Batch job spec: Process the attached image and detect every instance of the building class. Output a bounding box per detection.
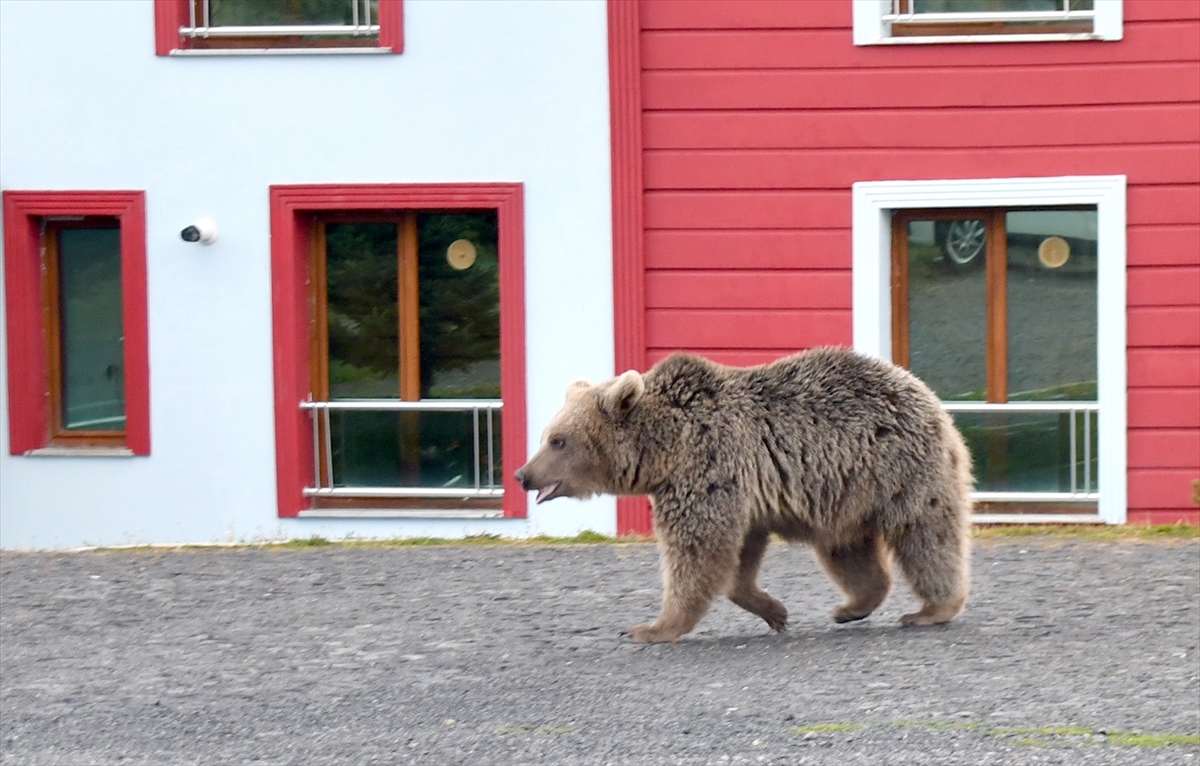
[2,0,1197,548]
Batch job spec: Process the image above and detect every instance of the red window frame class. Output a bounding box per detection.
[2,191,151,455]
[269,184,527,519]
[154,0,404,56]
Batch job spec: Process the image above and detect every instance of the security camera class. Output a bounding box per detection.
[181,217,219,245]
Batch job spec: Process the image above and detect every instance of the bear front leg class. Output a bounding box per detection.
[625,534,740,644]
[726,527,788,632]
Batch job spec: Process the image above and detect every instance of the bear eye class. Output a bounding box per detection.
[549,436,566,451]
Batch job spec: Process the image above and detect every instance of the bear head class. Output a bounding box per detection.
[515,370,645,504]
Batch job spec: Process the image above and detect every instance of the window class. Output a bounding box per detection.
[893,207,1099,513]
[2,192,150,456]
[270,184,526,519]
[310,213,501,507]
[853,0,1122,44]
[154,0,404,55]
[852,176,1127,524]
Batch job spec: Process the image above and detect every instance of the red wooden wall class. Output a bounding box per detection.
[610,0,1199,530]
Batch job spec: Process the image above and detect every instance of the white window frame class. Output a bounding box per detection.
[851,175,1127,524]
[852,0,1123,45]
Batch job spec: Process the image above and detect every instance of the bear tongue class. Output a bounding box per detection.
[535,481,561,504]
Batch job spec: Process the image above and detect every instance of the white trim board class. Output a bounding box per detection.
[851,175,1128,524]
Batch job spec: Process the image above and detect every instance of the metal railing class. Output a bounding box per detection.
[886,0,1095,26]
[181,0,377,38]
[941,401,1099,503]
[301,399,502,500]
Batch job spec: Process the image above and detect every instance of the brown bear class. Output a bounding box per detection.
[515,347,974,644]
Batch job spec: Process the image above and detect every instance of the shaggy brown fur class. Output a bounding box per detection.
[515,347,974,644]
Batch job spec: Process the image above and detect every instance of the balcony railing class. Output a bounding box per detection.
[181,0,378,38]
[301,399,502,500]
[886,0,1095,26]
[941,400,1099,504]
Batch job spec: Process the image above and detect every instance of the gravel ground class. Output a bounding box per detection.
[2,538,1198,766]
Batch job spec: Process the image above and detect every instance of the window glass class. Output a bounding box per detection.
[325,222,399,400]
[905,219,988,400]
[208,0,377,27]
[911,0,1092,12]
[895,206,1100,507]
[321,213,500,492]
[891,0,1096,37]
[329,409,501,490]
[418,212,501,400]
[952,410,1098,494]
[1005,209,1097,401]
[57,227,125,431]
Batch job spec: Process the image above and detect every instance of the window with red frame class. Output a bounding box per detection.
[269,184,527,519]
[2,192,150,455]
[155,0,404,55]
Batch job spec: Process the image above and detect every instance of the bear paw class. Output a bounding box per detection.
[899,610,953,627]
[761,605,788,632]
[622,623,682,644]
[832,605,873,624]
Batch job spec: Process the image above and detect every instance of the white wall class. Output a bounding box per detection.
[0,0,616,548]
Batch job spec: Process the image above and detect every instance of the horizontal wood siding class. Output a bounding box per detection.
[634,0,1200,519]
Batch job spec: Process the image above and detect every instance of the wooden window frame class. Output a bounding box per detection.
[43,218,127,448]
[892,208,1009,403]
[3,191,151,456]
[892,204,1100,514]
[154,0,404,55]
[891,205,1094,404]
[270,184,526,519]
[307,213,421,406]
[308,213,502,511]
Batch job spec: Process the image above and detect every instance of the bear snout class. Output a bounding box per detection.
[514,466,531,491]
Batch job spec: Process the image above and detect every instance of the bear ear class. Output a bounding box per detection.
[565,379,591,401]
[602,370,645,421]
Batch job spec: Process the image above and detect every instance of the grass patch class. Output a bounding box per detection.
[40,523,1196,555]
[1104,732,1200,748]
[990,726,1199,749]
[974,523,1198,542]
[281,535,333,548]
[991,725,1094,737]
[894,720,979,731]
[790,723,865,735]
[891,722,1199,749]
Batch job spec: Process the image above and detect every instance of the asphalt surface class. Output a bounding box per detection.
[2,537,1198,765]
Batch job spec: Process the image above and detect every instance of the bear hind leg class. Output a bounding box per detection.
[887,507,970,627]
[814,535,893,623]
[726,528,788,632]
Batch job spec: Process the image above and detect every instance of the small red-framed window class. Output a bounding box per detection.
[269,184,527,519]
[2,191,151,455]
[154,0,404,56]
